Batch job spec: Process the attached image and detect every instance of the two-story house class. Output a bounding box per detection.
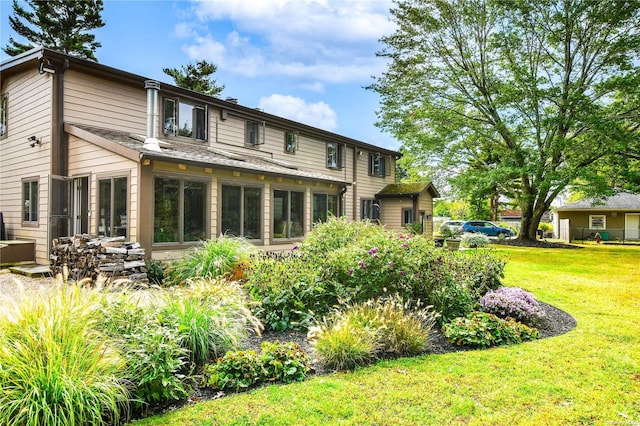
[0,47,438,265]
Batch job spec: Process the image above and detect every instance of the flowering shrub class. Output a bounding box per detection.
[245,217,506,330]
[442,311,540,348]
[479,286,545,325]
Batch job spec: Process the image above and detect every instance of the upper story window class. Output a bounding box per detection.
[22,178,38,224]
[369,153,390,177]
[285,131,298,153]
[246,120,264,146]
[0,94,7,138]
[327,142,345,169]
[163,98,206,141]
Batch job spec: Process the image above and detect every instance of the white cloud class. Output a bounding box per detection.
[300,81,325,93]
[258,94,337,131]
[181,34,228,66]
[178,0,394,86]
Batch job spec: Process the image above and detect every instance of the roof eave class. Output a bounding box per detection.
[139,152,350,186]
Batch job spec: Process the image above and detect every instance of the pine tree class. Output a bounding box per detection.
[163,61,225,97]
[3,0,105,61]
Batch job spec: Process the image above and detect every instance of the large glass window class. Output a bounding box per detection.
[313,193,339,223]
[98,177,128,237]
[0,94,7,138]
[221,185,262,239]
[163,98,206,141]
[273,190,304,239]
[154,177,207,243]
[184,181,206,241]
[22,179,38,223]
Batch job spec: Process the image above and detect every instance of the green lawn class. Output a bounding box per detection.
[131,245,640,425]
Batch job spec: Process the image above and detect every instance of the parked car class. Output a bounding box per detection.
[461,221,514,238]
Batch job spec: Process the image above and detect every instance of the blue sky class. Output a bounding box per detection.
[0,0,399,150]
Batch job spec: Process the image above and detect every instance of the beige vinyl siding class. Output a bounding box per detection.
[214,114,246,147]
[67,136,139,241]
[380,198,414,231]
[0,70,52,263]
[353,151,395,220]
[64,70,146,134]
[418,193,434,236]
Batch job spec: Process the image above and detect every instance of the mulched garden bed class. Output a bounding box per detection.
[148,301,577,418]
[492,239,583,249]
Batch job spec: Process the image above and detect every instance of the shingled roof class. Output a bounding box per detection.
[66,123,351,186]
[556,192,640,211]
[375,182,440,199]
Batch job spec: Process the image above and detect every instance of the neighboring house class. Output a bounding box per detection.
[554,192,640,242]
[499,209,522,232]
[499,209,551,234]
[0,47,437,265]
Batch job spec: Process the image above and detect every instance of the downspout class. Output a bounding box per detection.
[45,56,69,259]
[339,186,348,217]
[352,146,358,220]
[47,57,69,176]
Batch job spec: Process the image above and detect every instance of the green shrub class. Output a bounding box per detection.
[145,259,166,286]
[309,297,437,370]
[246,220,506,331]
[461,232,490,248]
[97,293,190,409]
[298,216,377,256]
[442,311,540,348]
[124,321,190,407]
[260,341,311,383]
[160,279,263,366]
[165,236,256,285]
[245,254,326,331]
[205,341,311,391]
[0,284,130,426]
[205,350,265,391]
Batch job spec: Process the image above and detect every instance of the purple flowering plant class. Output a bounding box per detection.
[479,286,545,325]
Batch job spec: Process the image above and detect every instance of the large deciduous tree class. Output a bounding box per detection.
[3,0,105,61]
[370,0,640,239]
[163,61,225,97]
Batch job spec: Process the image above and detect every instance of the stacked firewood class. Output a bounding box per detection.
[50,235,148,283]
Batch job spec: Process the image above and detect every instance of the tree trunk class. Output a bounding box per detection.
[518,199,550,240]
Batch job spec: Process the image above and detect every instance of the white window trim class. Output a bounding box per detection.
[589,214,606,230]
